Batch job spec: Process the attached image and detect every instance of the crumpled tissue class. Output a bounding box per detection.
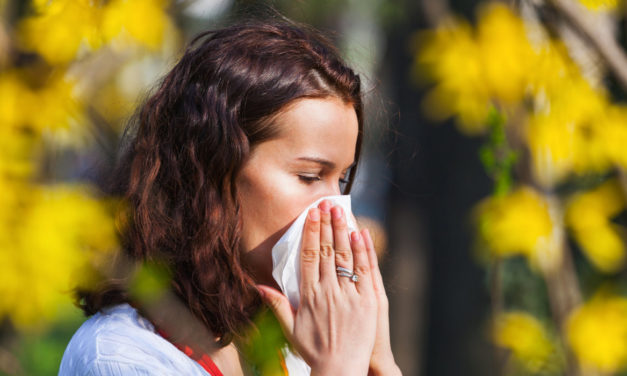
[271,195,358,375]
[271,194,358,308]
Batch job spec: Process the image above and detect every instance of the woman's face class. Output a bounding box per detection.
[236,97,359,287]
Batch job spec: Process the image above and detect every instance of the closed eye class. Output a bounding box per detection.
[298,175,321,184]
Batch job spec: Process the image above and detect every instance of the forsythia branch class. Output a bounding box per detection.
[547,0,627,90]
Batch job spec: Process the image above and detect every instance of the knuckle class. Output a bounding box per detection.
[268,296,282,311]
[306,220,319,234]
[301,247,318,263]
[351,242,365,254]
[335,249,352,264]
[333,216,347,229]
[354,264,370,277]
[320,243,334,257]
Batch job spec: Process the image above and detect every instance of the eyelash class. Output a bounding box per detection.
[298,175,321,183]
[297,175,350,185]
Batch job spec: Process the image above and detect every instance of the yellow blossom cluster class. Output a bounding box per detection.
[418,2,627,373]
[0,70,83,135]
[477,178,627,276]
[567,293,627,373]
[19,0,173,64]
[0,0,180,329]
[417,3,627,187]
[476,187,561,271]
[493,312,558,373]
[416,3,536,134]
[566,180,626,273]
[0,185,118,328]
[526,76,627,187]
[578,0,620,11]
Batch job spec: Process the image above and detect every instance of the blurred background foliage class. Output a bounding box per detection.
[4,0,627,375]
[416,0,627,375]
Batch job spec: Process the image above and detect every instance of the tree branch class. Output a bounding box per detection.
[547,0,627,91]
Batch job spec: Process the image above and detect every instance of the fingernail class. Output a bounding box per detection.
[331,206,343,219]
[309,208,320,221]
[351,231,361,242]
[319,200,331,213]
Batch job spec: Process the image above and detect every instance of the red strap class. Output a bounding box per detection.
[156,329,224,376]
[181,344,224,376]
[156,328,290,376]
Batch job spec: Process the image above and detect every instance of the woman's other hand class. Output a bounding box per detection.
[257,200,378,376]
[362,229,402,376]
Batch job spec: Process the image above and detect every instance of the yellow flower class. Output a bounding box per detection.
[565,179,625,273]
[102,0,171,50]
[0,185,118,328]
[19,0,102,64]
[567,293,627,372]
[30,73,84,135]
[529,42,579,98]
[0,127,35,182]
[578,0,619,11]
[0,69,86,146]
[527,77,610,187]
[0,71,35,128]
[416,19,491,134]
[493,312,557,373]
[476,3,535,104]
[476,187,561,271]
[416,4,542,133]
[600,105,627,169]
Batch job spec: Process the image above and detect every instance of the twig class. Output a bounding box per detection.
[547,0,627,91]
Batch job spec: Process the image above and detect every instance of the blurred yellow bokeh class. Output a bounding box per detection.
[578,0,620,11]
[0,185,118,328]
[19,0,172,63]
[493,312,558,373]
[566,179,626,273]
[0,0,178,331]
[567,293,627,372]
[476,187,561,272]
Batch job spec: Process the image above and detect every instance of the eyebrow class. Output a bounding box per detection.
[296,157,356,171]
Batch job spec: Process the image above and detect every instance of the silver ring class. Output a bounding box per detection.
[336,266,352,274]
[336,266,359,282]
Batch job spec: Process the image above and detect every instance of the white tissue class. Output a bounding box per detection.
[271,195,358,309]
[271,195,358,376]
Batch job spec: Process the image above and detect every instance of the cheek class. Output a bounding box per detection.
[238,169,312,248]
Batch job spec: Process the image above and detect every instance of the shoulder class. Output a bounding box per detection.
[58,303,209,376]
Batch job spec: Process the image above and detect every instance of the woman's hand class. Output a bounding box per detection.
[256,201,378,376]
[362,229,402,376]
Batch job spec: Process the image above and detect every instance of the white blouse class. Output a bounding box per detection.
[58,303,210,376]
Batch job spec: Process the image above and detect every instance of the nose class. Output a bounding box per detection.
[326,180,342,197]
[313,180,343,203]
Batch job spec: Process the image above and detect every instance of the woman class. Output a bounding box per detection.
[60,19,401,376]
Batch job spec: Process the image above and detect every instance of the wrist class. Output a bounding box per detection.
[369,358,402,376]
[311,358,369,376]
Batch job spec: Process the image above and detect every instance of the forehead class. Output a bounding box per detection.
[267,97,359,161]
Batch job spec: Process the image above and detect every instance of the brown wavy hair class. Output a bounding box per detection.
[78,20,363,347]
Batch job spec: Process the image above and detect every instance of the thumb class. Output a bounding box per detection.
[256,285,295,339]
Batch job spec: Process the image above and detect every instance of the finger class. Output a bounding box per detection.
[350,231,373,294]
[318,200,337,286]
[257,285,295,341]
[300,208,320,292]
[363,228,385,296]
[331,206,353,285]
